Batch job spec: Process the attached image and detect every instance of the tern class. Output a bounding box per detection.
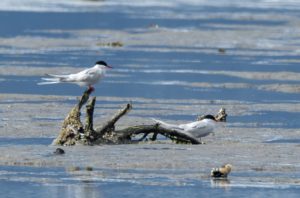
[152,115,218,140]
[38,60,112,91]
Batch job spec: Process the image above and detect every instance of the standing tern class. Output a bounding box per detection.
[152,115,218,140]
[38,60,112,91]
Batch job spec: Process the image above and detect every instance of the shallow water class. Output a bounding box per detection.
[1,165,300,198]
[1,0,300,197]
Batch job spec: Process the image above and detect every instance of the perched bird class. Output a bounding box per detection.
[38,60,112,91]
[152,115,218,140]
[211,164,232,178]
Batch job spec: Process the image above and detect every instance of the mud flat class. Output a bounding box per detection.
[0,93,300,197]
[1,0,300,197]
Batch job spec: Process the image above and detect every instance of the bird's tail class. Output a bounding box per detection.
[45,74,69,79]
[37,81,60,85]
[37,74,63,85]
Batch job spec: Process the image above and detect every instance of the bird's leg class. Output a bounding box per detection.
[87,85,95,92]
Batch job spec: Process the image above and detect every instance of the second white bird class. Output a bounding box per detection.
[152,115,218,139]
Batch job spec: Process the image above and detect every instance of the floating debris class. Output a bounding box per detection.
[96,41,123,47]
[67,166,81,172]
[211,164,232,178]
[218,48,226,54]
[54,148,65,155]
[85,166,93,171]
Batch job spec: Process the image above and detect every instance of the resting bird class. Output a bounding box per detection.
[211,164,232,178]
[152,115,218,140]
[38,60,112,91]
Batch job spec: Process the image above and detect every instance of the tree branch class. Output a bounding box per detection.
[115,124,202,144]
[95,103,132,135]
[85,97,96,136]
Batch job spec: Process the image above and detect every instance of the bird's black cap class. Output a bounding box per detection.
[95,60,108,66]
[95,60,112,68]
[200,114,216,121]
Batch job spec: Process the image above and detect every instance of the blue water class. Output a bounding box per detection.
[1,166,300,198]
[1,1,300,197]
[0,138,53,146]
[2,180,299,198]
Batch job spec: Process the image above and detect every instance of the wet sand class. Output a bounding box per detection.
[0,0,300,197]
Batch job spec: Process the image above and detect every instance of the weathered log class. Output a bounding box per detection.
[84,97,96,137]
[52,89,93,146]
[95,103,132,136]
[114,125,202,144]
[215,108,227,122]
[52,89,227,146]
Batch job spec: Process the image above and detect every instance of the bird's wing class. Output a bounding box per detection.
[179,121,207,130]
[183,120,215,130]
[179,120,215,138]
[70,67,99,82]
[152,118,184,131]
[45,73,70,79]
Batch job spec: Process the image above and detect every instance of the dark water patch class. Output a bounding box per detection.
[177,5,300,15]
[0,51,102,68]
[195,18,286,27]
[229,111,300,129]
[108,47,300,73]
[0,11,131,37]
[0,9,287,38]
[0,138,53,146]
[24,31,72,39]
[2,45,300,75]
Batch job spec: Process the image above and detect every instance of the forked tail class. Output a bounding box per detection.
[37,73,70,85]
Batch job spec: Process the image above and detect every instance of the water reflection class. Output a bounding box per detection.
[47,183,102,198]
[210,178,231,190]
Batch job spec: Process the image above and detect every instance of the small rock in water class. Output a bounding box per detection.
[54,148,65,155]
[211,164,232,178]
[218,48,226,54]
[85,166,93,171]
[67,166,81,172]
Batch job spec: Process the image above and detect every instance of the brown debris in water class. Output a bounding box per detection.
[96,41,123,47]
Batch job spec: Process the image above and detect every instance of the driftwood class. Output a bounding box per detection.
[52,90,227,146]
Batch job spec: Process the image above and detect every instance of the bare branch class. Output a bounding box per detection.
[95,103,132,135]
